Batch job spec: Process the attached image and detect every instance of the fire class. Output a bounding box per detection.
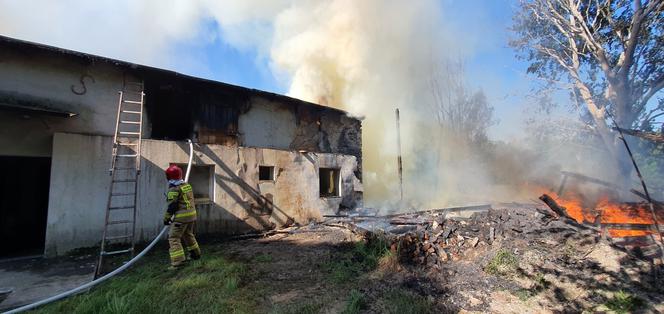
[545,190,664,239]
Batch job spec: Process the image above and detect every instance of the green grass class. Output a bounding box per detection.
[384,289,433,314]
[342,289,365,314]
[605,290,644,314]
[25,237,407,314]
[323,236,391,283]
[30,252,258,314]
[484,249,518,276]
[254,253,273,263]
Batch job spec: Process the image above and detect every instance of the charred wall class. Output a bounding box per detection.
[143,77,362,165]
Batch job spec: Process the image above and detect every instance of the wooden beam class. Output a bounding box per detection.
[613,127,664,143]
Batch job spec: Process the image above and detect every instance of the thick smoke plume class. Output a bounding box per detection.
[0,1,626,210]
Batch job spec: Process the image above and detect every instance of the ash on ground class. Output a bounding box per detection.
[322,204,664,313]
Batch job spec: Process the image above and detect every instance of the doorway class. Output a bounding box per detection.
[0,156,51,258]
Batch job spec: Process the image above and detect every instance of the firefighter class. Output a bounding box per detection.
[163,164,201,268]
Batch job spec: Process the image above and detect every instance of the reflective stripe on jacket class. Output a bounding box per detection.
[165,183,197,223]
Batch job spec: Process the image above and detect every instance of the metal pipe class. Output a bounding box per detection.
[184,139,193,183]
[3,226,168,314]
[395,109,403,201]
[608,114,664,257]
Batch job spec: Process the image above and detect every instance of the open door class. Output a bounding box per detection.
[0,156,50,258]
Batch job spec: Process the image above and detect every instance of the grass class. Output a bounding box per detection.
[30,251,258,314]
[384,289,433,314]
[484,249,518,276]
[254,253,273,263]
[323,236,391,283]
[604,290,644,314]
[269,300,326,314]
[342,289,366,314]
[26,236,404,314]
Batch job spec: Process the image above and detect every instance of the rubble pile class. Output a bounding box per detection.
[385,206,548,268]
[330,200,662,271]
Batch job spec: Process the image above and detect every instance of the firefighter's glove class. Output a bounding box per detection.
[163,214,173,226]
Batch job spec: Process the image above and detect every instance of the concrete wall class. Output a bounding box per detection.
[239,96,363,166]
[1,41,364,256]
[0,45,362,161]
[45,133,362,256]
[238,98,297,150]
[0,46,136,157]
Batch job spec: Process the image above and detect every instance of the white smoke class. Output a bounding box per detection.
[1,1,555,209]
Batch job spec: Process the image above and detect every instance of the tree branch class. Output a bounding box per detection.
[640,74,664,106]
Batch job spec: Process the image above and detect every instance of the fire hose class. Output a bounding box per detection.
[3,140,195,314]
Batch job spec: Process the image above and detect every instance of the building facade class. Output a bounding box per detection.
[0,36,363,257]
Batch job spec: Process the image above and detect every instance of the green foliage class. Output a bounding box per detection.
[605,290,644,314]
[323,237,391,283]
[511,0,664,131]
[633,138,664,198]
[484,249,518,276]
[384,289,433,314]
[342,289,366,314]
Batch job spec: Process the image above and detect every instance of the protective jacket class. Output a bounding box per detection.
[164,181,197,223]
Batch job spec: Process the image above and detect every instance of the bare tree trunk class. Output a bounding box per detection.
[575,82,633,187]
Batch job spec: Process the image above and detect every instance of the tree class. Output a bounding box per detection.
[429,60,495,148]
[426,60,496,194]
[511,0,664,180]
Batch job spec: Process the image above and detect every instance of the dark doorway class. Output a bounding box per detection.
[0,156,50,257]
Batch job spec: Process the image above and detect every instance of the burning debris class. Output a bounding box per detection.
[330,198,663,271]
[325,201,664,311]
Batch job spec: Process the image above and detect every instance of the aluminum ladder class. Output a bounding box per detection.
[95,81,145,278]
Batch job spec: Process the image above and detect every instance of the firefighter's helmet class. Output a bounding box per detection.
[165,164,183,180]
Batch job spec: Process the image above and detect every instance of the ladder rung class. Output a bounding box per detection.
[105,235,133,241]
[107,220,132,225]
[116,154,138,158]
[122,110,142,114]
[114,167,138,170]
[125,81,143,85]
[111,192,135,196]
[123,100,143,104]
[117,143,138,147]
[109,206,134,210]
[101,248,133,256]
[119,132,140,135]
[120,120,141,125]
[113,179,137,183]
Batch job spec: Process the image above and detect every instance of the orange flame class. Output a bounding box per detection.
[542,189,663,239]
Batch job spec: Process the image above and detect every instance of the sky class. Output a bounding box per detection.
[178,1,541,141]
[3,0,654,207]
[0,0,567,141]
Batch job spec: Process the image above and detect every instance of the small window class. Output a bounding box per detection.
[319,168,340,197]
[175,164,214,203]
[259,166,274,181]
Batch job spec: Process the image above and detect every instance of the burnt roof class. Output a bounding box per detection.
[0,35,355,118]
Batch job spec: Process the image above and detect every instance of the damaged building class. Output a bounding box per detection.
[0,35,363,257]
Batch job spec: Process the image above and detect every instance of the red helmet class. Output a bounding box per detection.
[165,164,183,180]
